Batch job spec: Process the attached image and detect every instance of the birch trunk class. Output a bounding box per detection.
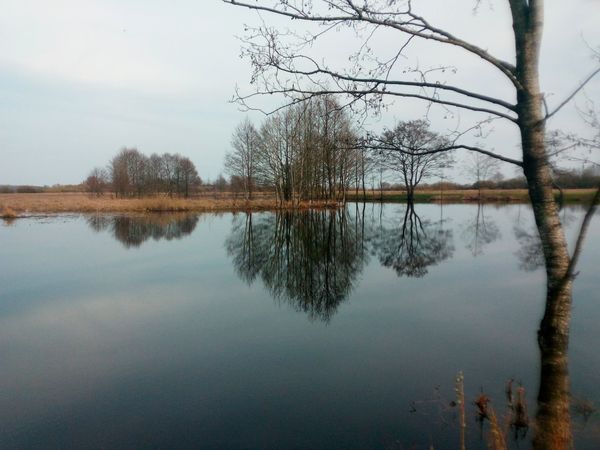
[511,1,573,447]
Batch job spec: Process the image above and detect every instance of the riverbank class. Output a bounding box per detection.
[1,189,596,219]
[346,188,598,203]
[0,193,337,218]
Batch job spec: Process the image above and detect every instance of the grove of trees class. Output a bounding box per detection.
[223,0,600,446]
[85,148,201,198]
[225,96,367,203]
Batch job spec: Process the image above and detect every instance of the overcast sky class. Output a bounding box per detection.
[1,0,599,185]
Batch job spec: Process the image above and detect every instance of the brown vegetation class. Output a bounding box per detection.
[0,205,17,219]
[1,189,595,218]
[347,188,598,203]
[0,193,339,216]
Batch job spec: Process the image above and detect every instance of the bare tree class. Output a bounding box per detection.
[373,120,454,204]
[225,118,260,199]
[223,0,600,446]
[179,156,200,198]
[84,167,109,196]
[214,173,229,193]
[110,148,133,197]
[147,153,165,194]
[248,96,361,203]
[104,149,200,198]
[463,152,501,198]
[109,148,148,197]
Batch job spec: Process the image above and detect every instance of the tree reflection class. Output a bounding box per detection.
[225,209,369,322]
[370,204,454,278]
[513,225,545,272]
[86,213,199,248]
[511,203,599,447]
[513,207,579,272]
[460,203,500,257]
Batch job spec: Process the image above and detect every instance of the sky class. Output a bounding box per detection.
[0,0,599,185]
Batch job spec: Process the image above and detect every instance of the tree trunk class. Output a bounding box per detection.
[512,1,573,446]
[522,132,572,450]
[406,187,414,205]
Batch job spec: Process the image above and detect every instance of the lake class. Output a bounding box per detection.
[0,203,598,449]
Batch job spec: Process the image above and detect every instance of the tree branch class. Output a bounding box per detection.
[224,0,521,88]
[545,66,600,121]
[566,184,600,279]
[236,86,518,122]
[366,138,523,167]
[269,54,517,112]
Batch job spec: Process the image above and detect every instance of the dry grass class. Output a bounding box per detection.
[348,188,599,203]
[0,205,17,218]
[2,188,594,217]
[488,409,508,450]
[0,193,339,216]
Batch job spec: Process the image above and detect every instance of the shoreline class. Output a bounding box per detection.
[346,188,597,204]
[1,189,596,219]
[0,193,340,219]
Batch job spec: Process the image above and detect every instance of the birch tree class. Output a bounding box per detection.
[225,118,260,199]
[223,0,600,446]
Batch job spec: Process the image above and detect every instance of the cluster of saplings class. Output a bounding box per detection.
[224,96,369,203]
[86,148,201,198]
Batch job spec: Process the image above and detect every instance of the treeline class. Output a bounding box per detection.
[0,185,45,193]
[0,184,83,193]
[464,165,600,191]
[383,167,600,192]
[224,96,369,203]
[86,148,201,198]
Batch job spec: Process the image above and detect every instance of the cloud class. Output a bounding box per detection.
[0,0,255,96]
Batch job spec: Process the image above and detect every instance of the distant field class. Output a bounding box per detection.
[0,189,597,218]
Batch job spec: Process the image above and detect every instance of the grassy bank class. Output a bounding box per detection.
[0,193,338,218]
[1,189,596,219]
[346,188,598,204]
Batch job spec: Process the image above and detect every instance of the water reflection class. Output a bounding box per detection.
[513,225,545,271]
[371,203,454,278]
[460,203,501,257]
[517,202,596,447]
[513,206,581,272]
[226,209,369,322]
[71,204,599,447]
[87,213,199,248]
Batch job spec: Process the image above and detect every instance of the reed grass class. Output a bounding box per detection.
[0,193,339,217]
[0,205,17,218]
[346,188,598,203]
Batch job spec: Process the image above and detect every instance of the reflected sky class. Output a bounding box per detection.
[0,204,599,449]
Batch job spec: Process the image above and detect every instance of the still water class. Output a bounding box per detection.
[0,204,598,449]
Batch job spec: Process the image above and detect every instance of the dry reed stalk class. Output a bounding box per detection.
[455,372,466,450]
[488,408,508,450]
